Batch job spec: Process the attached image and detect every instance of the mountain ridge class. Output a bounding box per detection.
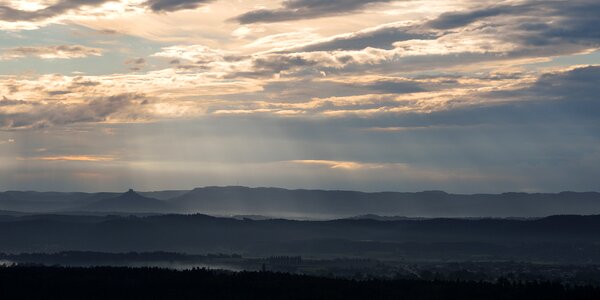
[1,186,599,217]
[80,189,173,213]
[169,186,600,218]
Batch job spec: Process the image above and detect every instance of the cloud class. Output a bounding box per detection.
[143,1,599,82]
[0,0,114,22]
[0,93,148,130]
[427,1,600,48]
[216,78,425,104]
[1,0,599,130]
[151,44,232,63]
[206,65,600,129]
[357,65,600,129]
[0,138,15,145]
[19,155,116,162]
[0,45,103,60]
[0,97,39,107]
[144,0,213,12]
[125,57,147,71]
[226,0,600,79]
[69,78,101,89]
[286,160,490,182]
[289,159,386,170]
[293,22,435,52]
[427,4,527,30]
[1,60,594,133]
[243,30,323,50]
[233,0,392,24]
[228,1,596,79]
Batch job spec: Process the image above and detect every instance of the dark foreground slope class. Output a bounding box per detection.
[1,213,600,262]
[0,266,598,300]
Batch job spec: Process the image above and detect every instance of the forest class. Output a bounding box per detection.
[0,266,599,300]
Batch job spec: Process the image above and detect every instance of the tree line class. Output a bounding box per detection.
[0,266,599,299]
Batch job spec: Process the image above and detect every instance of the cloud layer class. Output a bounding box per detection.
[0,0,599,192]
[233,0,392,24]
[1,45,102,60]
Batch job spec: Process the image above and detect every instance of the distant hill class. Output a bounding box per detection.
[1,186,600,217]
[81,189,173,213]
[0,191,104,212]
[231,214,275,221]
[169,186,600,218]
[346,214,428,221]
[139,190,189,200]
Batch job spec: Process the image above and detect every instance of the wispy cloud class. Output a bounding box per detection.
[19,155,116,162]
[286,159,496,182]
[289,159,387,170]
[0,0,114,23]
[0,138,15,145]
[144,0,214,12]
[233,0,392,24]
[0,45,102,60]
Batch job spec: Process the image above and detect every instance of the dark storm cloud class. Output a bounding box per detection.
[295,24,435,52]
[219,66,600,130]
[487,66,600,119]
[427,4,529,30]
[366,79,425,94]
[371,66,600,129]
[520,3,600,46]
[233,0,392,24]
[427,0,600,47]
[0,0,113,22]
[144,0,214,12]
[46,90,72,96]
[419,0,600,58]
[230,0,600,80]
[0,93,146,130]
[226,53,320,78]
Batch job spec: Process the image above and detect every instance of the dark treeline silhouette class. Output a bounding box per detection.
[4,251,600,286]
[0,251,240,265]
[0,266,599,300]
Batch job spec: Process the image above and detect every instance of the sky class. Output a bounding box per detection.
[0,0,599,193]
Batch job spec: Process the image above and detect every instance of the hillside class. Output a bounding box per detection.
[81,190,173,213]
[170,186,600,218]
[1,213,599,262]
[0,187,599,218]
